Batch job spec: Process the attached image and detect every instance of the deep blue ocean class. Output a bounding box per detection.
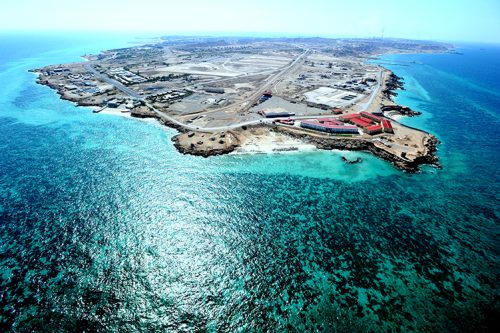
[0,34,498,332]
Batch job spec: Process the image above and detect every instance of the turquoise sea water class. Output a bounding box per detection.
[0,35,498,332]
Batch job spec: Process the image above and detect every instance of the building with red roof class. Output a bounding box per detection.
[339,113,360,121]
[366,125,383,135]
[359,116,375,124]
[381,119,394,133]
[351,118,372,128]
[317,118,344,125]
[300,121,359,134]
[360,111,382,123]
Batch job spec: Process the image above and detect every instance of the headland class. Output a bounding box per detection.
[31,36,452,172]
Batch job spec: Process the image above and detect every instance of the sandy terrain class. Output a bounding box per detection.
[236,128,317,153]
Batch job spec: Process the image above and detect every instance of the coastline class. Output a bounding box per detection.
[149,60,441,172]
[273,125,440,172]
[30,39,446,172]
[4,36,500,333]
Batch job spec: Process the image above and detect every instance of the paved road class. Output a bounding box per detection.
[84,63,203,130]
[243,49,310,112]
[84,64,142,99]
[84,50,319,133]
[359,69,383,112]
[180,49,310,118]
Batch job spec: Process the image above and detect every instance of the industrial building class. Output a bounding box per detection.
[360,111,382,122]
[263,111,295,118]
[317,118,344,125]
[340,113,361,121]
[359,116,375,124]
[107,100,119,108]
[381,119,394,133]
[350,117,372,128]
[339,112,394,135]
[300,120,359,134]
[366,125,383,135]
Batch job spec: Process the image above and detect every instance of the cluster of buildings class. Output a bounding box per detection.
[272,111,394,136]
[40,68,109,96]
[108,68,147,85]
[62,81,103,95]
[300,118,359,134]
[107,98,144,110]
[44,67,70,76]
[340,112,393,135]
[148,89,191,104]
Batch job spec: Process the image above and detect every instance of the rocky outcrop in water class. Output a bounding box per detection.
[383,73,405,100]
[342,156,363,164]
[381,104,421,117]
[381,72,421,116]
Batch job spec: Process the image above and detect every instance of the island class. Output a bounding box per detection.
[31,36,453,172]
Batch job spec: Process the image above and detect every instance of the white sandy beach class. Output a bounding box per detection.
[235,131,317,154]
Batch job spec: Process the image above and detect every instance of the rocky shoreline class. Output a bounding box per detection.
[172,130,241,157]
[35,77,97,107]
[383,72,405,99]
[34,77,441,172]
[382,73,421,116]
[169,121,440,172]
[274,127,441,172]
[126,67,439,172]
[31,56,441,173]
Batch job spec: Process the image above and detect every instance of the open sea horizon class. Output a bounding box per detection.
[0,34,498,332]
